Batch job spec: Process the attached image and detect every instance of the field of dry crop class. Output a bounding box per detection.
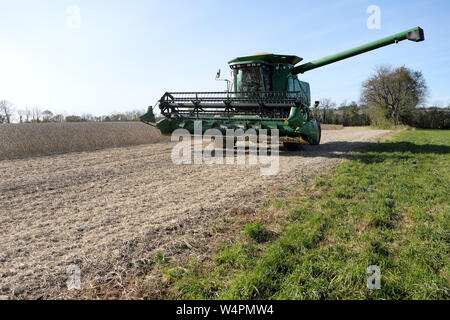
[0,122,165,160]
[0,125,388,299]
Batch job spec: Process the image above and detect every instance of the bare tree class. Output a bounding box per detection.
[23,107,32,123]
[125,109,145,121]
[81,113,94,122]
[0,100,14,123]
[31,107,42,122]
[319,98,336,123]
[17,109,25,123]
[361,65,427,126]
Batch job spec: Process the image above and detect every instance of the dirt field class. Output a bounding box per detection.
[0,127,389,299]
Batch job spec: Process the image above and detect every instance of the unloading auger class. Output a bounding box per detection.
[139,27,424,149]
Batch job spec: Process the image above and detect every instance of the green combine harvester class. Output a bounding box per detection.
[139,27,424,150]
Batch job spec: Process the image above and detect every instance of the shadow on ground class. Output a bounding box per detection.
[191,140,450,166]
[282,141,450,163]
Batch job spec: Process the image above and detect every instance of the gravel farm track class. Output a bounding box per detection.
[0,127,389,299]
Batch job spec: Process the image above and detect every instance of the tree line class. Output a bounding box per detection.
[312,99,450,129]
[0,102,145,124]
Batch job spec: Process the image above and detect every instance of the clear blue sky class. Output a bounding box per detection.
[0,0,449,116]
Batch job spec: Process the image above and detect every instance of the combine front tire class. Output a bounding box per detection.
[310,121,321,145]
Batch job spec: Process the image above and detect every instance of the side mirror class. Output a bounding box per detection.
[215,68,231,92]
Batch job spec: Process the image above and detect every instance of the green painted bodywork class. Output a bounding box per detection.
[292,26,424,74]
[151,114,321,145]
[140,27,424,146]
[138,106,155,123]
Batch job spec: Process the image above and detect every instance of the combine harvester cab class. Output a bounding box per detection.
[139,27,424,150]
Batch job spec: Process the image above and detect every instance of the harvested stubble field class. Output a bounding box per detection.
[0,122,166,160]
[0,124,387,299]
